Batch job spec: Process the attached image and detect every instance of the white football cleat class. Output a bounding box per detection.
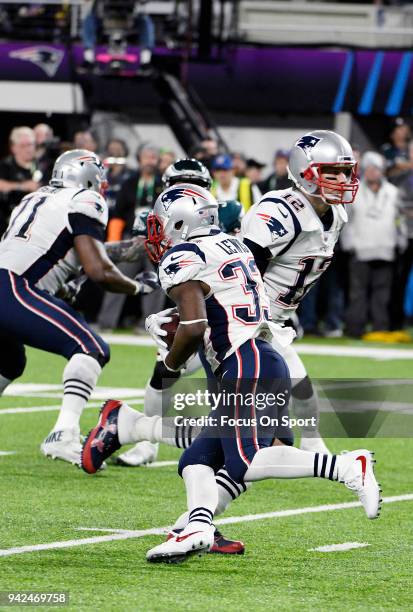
[338,449,381,519]
[41,427,82,466]
[117,441,159,467]
[146,526,215,564]
[300,435,331,455]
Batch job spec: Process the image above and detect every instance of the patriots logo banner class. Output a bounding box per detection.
[161,187,208,211]
[9,46,64,78]
[296,135,321,152]
[257,213,288,238]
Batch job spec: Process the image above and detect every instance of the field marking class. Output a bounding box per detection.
[0,451,17,456]
[3,384,146,401]
[0,398,143,415]
[145,460,178,468]
[102,333,413,361]
[309,542,369,553]
[0,493,412,558]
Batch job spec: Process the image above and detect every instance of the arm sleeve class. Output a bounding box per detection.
[159,244,206,292]
[68,213,105,241]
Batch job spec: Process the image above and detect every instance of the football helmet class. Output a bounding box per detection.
[162,158,212,190]
[145,184,219,262]
[50,149,107,193]
[218,199,244,234]
[288,130,359,204]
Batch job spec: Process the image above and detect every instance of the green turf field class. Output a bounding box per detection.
[0,340,412,611]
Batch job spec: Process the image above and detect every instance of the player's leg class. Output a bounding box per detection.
[0,332,27,394]
[146,431,223,563]
[0,271,109,464]
[277,342,330,454]
[220,340,381,520]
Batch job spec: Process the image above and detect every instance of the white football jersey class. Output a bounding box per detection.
[241,188,347,322]
[0,185,108,295]
[158,229,272,372]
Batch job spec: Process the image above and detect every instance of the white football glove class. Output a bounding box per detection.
[145,307,176,350]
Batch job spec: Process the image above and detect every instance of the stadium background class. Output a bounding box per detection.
[0,1,412,610]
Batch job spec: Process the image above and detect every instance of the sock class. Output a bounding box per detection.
[292,376,321,435]
[53,354,101,431]
[181,465,217,533]
[215,468,250,514]
[117,402,163,445]
[0,374,12,396]
[144,382,171,417]
[244,446,338,481]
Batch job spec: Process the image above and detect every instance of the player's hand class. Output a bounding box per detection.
[145,307,175,349]
[58,276,85,305]
[134,271,160,294]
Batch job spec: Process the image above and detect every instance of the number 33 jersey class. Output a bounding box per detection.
[0,186,108,295]
[241,188,347,323]
[158,229,272,372]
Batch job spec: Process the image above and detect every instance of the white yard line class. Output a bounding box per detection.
[0,398,143,415]
[102,333,413,360]
[309,542,370,553]
[0,451,17,456]
[0,493,412,558]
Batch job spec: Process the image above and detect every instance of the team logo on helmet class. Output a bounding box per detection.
[161,187,208,211]
[296,135,321,152]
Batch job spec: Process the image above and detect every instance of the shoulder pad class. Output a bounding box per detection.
[68,188,108,226]
[159,243,206,291]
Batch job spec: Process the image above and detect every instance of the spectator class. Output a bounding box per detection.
[232,152,247,178]
[245,158,266,187]
[97,143,163,331]
[392,140,413,328]
[158,149,176,175]
[381,117,412,185]
[33,123,60,183]
[73,130,98,152]
[344,152,404,337]
[103,138,133,220]
[80,0,98,65]
[211,154,261,212]
[107,144,162,241]
[0,126,41,236]
[259,149,292,193]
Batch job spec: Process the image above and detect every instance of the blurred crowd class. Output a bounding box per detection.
[1,119,413,341]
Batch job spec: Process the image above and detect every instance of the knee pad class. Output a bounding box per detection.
[0,343,26,380]
[292,375,314,400]
[63,353,102,389]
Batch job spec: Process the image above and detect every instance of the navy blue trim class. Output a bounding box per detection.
[24,228,73,283]
[205,293,230,364]
[73,188,88,198]
[160,242,206,265]
[243,238,271,276]
[271,201,301,257]
[68,213,105,241]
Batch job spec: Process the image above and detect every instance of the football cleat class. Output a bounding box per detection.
[41,427,82,466]
[300,435,331,455]
[147,526,215,564]
[166,527,245,555]
[81,399,122,474]
[338,449,381,519]
[116,441,159,467]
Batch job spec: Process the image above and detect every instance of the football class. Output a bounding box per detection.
[161,311,180,348]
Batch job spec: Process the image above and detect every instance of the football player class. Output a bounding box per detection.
[0,149,159,466]
[82,182,381,563]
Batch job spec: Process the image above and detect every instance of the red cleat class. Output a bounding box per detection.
[167,528,245,555]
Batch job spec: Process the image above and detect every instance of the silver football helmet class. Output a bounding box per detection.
[145,183,219,262]
[288,130,359,204]
[162,158,212,190]
[50,149,107,193]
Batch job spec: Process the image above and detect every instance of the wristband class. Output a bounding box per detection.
[164,358,181,373]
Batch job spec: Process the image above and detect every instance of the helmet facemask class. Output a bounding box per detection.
[145,214,171,263]
[301,162,359,205]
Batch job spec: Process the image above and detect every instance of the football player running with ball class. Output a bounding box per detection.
[82,175,381,564]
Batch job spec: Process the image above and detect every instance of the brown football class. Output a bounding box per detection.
[161,312,180,349]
